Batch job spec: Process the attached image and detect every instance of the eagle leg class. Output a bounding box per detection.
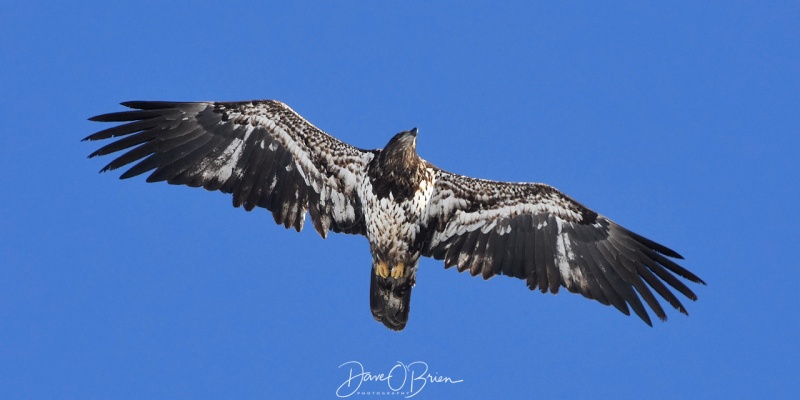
[376,261,390,278]
[391,262,405,279]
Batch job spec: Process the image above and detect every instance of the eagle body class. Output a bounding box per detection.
[359,129,436,329]
[85,100,705,331]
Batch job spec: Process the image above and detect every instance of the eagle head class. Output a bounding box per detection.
[381,128,419,168]
[371,128,423,194]
[386,127,417,151]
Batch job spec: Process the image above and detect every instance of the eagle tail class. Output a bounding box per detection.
[370,265,414,331]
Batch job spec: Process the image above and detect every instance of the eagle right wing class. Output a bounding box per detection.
[422,168,705,325]
[84,100,374,237]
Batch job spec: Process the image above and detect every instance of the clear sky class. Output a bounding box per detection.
[1,2,798,399]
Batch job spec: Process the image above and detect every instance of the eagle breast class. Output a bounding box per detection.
[360,130,433,263]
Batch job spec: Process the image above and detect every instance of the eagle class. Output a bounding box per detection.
[84,100,704,331]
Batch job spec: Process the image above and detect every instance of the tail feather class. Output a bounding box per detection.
[370,269,414,331]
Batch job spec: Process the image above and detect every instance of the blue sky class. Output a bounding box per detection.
[1,1,798,398]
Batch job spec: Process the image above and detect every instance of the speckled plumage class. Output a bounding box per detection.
[85,100,705,331]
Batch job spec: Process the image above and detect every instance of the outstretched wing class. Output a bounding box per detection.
[85,100,374,237]
[422,169,705,325]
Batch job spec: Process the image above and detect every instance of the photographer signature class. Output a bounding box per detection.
[336,360,463,398]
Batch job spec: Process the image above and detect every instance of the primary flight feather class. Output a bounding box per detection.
[85,100,705,331]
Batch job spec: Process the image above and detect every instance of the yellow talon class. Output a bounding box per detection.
[391,262,405,279]
[376,261,390,278]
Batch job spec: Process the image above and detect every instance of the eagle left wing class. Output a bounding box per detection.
[422,169,705,325]
[84,100,374,237]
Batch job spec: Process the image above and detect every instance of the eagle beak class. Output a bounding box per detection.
[409,127,418,137]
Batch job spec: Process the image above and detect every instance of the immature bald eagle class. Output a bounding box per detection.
[85,100,704,331]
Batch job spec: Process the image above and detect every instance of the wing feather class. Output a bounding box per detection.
[540,217,561,294]
[576,241,612,305]
[484,229,504,279]
[233,133,268,209]
[642,249,699,300]
[501,222,520,278]
[423,169,704,325]
[471,234,490,278]
[455,231,478,273]
[585,243,630,315]
[85,100,374,236]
